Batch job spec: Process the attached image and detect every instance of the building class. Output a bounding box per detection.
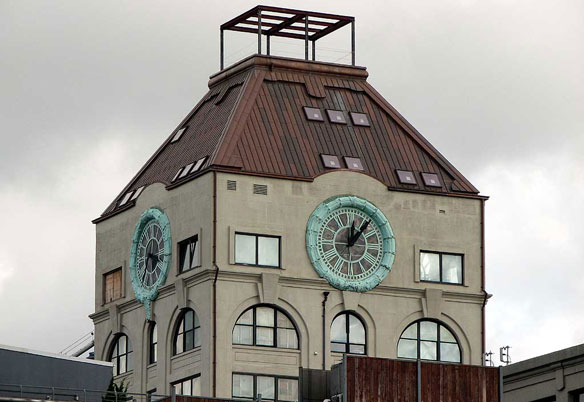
[90,6,489,401]
[503,344,584,402]
[0,344,112,401]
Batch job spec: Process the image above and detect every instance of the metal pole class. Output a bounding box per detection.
[257,9,262,55]
[220,29,224,70]
[312,40,316,61]
[304,16,309,60]
[267,35,270,55]
[351,20,355,66]
[416,360,421,402]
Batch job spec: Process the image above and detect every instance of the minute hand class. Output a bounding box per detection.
[348,220,370,246]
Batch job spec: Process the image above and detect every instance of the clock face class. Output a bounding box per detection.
[306,196,395,292]
[129,207,171,319]
[136,220,166,290]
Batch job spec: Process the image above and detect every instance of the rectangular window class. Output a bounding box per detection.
[232,373,298,401]
[104,268,122,303]
[179,235,199,273]
[326,109,347,124]
[235,233,281,267]
[173,375,201,396]
[420,251,463,285]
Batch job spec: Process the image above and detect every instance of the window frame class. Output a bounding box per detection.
[397,319,461,363]
[419,250,464,285]
[172,374,201,396]
[234,232,281,268]
[232,305,299,350]
[103,267,123,304]
[178,234,200,274]
[330,311,367,355]
[173,308,201,356]
[232,372,299,401]
[148,322,157,364]
[109,334,132,376]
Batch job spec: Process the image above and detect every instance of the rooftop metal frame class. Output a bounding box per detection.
[220,5,355,69]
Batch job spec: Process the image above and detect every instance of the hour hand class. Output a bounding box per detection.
[348,221,355,245]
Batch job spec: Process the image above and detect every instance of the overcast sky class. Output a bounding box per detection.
[1,0,582,364]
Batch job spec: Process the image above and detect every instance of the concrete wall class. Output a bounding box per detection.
[503,344,584,402]
[92,169,485,399]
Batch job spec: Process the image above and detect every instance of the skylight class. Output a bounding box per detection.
[119,191,133,206]
[321,154,341,169]
[171,126,188,143]
[350,112,370,127]
[396,170,417,185]
[326,110,347,124]
[130,186,145,201]
[421,172,442,187]
[190,157,206,174]
[344,157,364,171]
[178,163,194,179]
[172,167,183,182]
[303,107,324,122]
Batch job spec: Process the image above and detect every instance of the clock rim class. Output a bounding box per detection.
[306,195,396,292]
[129,207,172,305]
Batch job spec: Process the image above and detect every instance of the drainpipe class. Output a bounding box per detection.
[322,291,330,370]
[212,170,218,397]
[480,198,487,360]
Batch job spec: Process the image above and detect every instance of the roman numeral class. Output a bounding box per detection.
[363,252,378,266]
[323,248,337,261]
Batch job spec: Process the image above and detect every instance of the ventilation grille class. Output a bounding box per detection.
[253,184,268,195]
[227,180,237,191]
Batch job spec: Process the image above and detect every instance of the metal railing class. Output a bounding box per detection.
[0,384,167,402]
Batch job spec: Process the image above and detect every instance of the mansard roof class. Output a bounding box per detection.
[95,54,481,223]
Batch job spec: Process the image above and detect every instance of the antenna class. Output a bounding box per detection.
[500,346,511,365]
[483,351,494,367]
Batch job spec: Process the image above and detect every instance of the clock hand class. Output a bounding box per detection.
[349,221,355,245]
[348,220,371,247]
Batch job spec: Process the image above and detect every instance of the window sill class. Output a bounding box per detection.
[420,280,464,287]
[232,344,300,354]
[171,346,201,361]
[233,263,282,269]
[113,370,134,381]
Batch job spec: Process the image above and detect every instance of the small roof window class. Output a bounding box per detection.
[321,154,341,169]
[326,110,347,124]
[171,126,188,143]
[178,162,194,179]
[172,167,183,182]
[119,191,133,206]
[421,172,442,187]
[350,112,370,127]
[303,107,324,122]
[344,156,364,171]
[130,186,145,201]
[190,157,206,174]
[396,170,417,185]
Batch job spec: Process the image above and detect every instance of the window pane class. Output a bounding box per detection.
[181,245,191,272]
[175,333,183,354]
[192,377,201,396]
[126,351,132,371]
[235,234,256,264]
[277,312,293,328]
[349,315,365,344]
[119,337,126,354]
[256,307,275,326]
[349,344,365,354]
[402,324,418,339]
[256,327,274,346]
[331,342,346,353]
[420,252,440,281]
[440,343,461,362]
[119,355,126,373]
[257,376,275,400]
[442,254,462,284]
[185,310,193,330]
[420,341,437,360]
[183,379,192,396]
[440,326,457,343]
[278,378,298,402]
[173,384,181,396]
[397,339,417,359]
[420,321,438,341]
[152,325,157,343]
[194,327,201,348]
[237,309,253,325]
[194,312,200,328]
[331,315,347,343]
[233,374,254,398]
[258,236,279,266]
[233,325,253,345]
[277,328,298,349]
[185,330,194,351]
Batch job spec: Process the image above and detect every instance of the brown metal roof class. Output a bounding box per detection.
[96,54,481,223]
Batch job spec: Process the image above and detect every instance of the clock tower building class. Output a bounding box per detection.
[91,6,489,401]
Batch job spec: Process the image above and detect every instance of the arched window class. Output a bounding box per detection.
[149,323,157,364]
[173,309,201,355]
[233,305,298,349]
[109,334,132,375]
[397,320,461,363]
[330,312,366,354]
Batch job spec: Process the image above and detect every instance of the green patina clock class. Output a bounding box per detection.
[129,207,172,319]
[306,195,396,292]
